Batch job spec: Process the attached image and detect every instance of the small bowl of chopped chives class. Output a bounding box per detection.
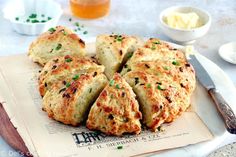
[3,0,63,35]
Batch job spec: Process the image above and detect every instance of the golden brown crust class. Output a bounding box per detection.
[96,34,142,79]
[38,55,105,97]
[124,71,192,131]
[42,73,108,126]
[86,73,142,136]
[28,26,86,66]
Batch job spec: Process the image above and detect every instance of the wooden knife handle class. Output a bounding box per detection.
[209,88,236,134]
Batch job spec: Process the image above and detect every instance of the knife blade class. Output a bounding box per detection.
[188,54,236,134]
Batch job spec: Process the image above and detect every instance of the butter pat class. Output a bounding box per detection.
[165,12,202,29]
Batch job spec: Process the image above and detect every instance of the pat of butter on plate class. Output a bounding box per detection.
[165,12,203,29]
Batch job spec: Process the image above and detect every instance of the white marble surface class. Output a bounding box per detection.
[0,0,236,157]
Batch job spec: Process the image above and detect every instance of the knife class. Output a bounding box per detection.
[188,54,236,134]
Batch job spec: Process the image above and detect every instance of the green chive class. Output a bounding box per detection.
[153,41,161,44]
[146,83,151,88]
[29,13,37,18]
[63,31,68,35]
[75,22,80,27]
[163,66,170,70]
[151,45,156,50]
[109,80,115,86]
[66,82,71,88]
[89,88,92,93]
[31,19,39,23]
[157,85,164,90]
[26,19,30,22]
[41,14,45,17]
[115,84,120,89]
[69,18,72,22]
[127,53,133,58]
[48,27,56,33]
[41,20,46,23]
[117,146,123,149]
[72,74,80,81]
[15,17,19,21]
[48,17,52,20]
[83,31,88,35]
[55,43,62,50]
[172,61,180,66]
[65,58,72,62]
[77,27,81,31]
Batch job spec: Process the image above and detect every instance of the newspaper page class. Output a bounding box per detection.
[0,53,213,157]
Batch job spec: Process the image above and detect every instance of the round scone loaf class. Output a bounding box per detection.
[42,73,108,126]
[28,26,86,66]
[86,73,142,136]
[38,55,104,97]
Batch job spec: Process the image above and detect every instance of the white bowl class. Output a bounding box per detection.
[219,42,236,64]
[2,0,63,35]
[159,6,211,44]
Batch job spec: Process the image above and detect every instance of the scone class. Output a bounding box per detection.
[42,73,108,126]
[124,71,192,131]
[38,55,105,97]
[28,26,86,66]
[86,73,142,136]
[121,59,196,94]
[121,38,186,75]
[96,34,142,79]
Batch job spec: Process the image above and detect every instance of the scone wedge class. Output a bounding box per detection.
[42,73,108,126]
[38,55,104,97]
[96,34,141,79]
[124,71,192,131]
[28,26,86,66]
[86,73,142,136]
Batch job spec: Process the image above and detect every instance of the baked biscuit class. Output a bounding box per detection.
[124,71,192,131]
[38,55,105,97]
[121,38,186,75]
[42,73,108,126]
[28,26,86,66]
[96,34,142,79]
[122,60,195,94]
[86,73,142,136]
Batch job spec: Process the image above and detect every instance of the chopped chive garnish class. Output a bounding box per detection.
[55,43,62,50]
[15,17,19,21]
[157,85,164,90]
[48,27,56,33]
[117,146,123,149]
[69,18,72,22]
[151,45,156,50]
[63,31,68,35]
[72,74,80,80]
[83,31,88,35]
[65,58,72,62]
[74,29,77,32]
[41,14,45,17]
[116,36,123,42]
[109,80,115,86]
[172,61,180,66]
[41,20,46,23]
[29,13,37,18]
[47,17,52,20]
[66,82,71,88]
[115,84,120,89]
[26,19,30,22]
[153,41,161,44]
[31,19,39,23]
[75,22,80,27]
[127,52,133,58]
[163,66,170,70]
[146,83,151,88]
[89,88,92,93]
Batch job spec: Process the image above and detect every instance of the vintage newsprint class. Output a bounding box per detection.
[0,51,213,157]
